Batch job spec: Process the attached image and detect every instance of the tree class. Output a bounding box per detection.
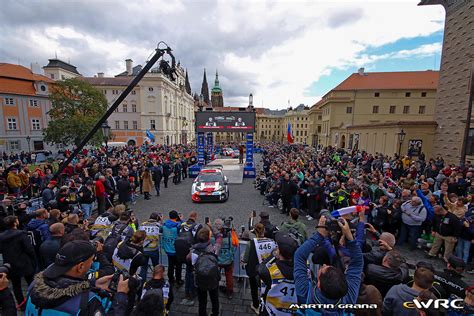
[43,78,109,147]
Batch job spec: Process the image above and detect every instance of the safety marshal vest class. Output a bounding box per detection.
[90,215,112,239]
[112,242,140,274]
[261,260,297,316]
[140,221,160,252]
[253,237,277,264]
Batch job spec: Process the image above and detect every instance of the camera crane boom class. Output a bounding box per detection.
[53,42,177,180]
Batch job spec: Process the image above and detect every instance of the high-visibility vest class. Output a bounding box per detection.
[261,260,296,316]
[253,237,277,264]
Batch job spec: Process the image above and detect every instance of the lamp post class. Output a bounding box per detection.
[397,129,406,157]
[26,136,31,153]
[101,121,111,162]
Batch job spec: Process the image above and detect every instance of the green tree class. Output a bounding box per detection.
[43,78,109,147]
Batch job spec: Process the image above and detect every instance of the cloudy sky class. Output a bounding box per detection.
[0,0,445,109]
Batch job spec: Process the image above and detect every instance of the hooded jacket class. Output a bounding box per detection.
[0,228,36,277]
[382,283,419,316]
[161,219,181,255]
[26,272,127,316]
[26,218,51,242]
[280,219,307,242]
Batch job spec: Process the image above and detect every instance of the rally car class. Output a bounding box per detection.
[191,169,229,202]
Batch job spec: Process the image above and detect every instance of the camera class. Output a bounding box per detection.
[319,210,343,244]
[91,236,104,248]
[220,216,233,234]
[0,263,11,276]
[109,269,130,292]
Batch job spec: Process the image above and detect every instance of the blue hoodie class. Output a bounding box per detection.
[294,232,363,315]
[161,219,181,255]
[26,218,51,242]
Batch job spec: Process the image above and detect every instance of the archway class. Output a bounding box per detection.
[127,139,136,146]
[341,135,346,148]
[166,135,170,145]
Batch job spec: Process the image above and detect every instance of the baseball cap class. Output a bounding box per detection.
[43,240,96,279]
[274,232,299,259]
[259,211,269,218]
[448,255,466,271]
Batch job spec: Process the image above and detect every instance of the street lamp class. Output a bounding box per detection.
[26,136,31,153]
[397,129,406,157]
[101,121,111,162]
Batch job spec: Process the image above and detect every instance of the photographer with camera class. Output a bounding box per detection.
[25,240,129,315]
[294,216,363,315]
[135,264,173,315]
[257,231,299,316]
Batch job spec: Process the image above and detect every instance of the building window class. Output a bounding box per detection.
[29,99,38,107]
[389,105,396,114]
[318,126,321,133]
[419,106,426,114]
[122,104,128,112]
[103,90,107,95]
[405,92,411,97]
[114,107,119,112]
[61,75,65,80]
[318,115,322,120]
[50,74,55,79]
[132,121,138,130]
[403,106,410,114]
[123,121,128,129]
[467,128,474,155]
[31,119,41,130]
[131,103,137,112]
[346,107,352,114]
[7,118,17,130]
[372,105,379,114]
[149,87,154,92]
[4,98,14,105]
[9,140,20,151]
[296,131,299,136]
[131,90,136,95]
[150,119,156,130]
[421,92,427,97]
[305,131,307,136]
[374,92,380,97]
[115,121,120,129]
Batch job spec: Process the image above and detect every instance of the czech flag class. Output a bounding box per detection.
[287,122,294,144]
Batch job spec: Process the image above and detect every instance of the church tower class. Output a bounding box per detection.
[200,69,210,105]
[211,70,224,108]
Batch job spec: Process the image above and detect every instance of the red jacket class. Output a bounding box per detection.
[95,180,106,198]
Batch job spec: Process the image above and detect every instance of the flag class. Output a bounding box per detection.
[146,130,155,143]
[287,122,294,144]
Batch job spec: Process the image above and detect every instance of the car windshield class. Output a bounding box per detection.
[198,174,223,183]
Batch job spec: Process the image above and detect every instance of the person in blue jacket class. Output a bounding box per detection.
[293,216,363,315]
[160,210,183,285]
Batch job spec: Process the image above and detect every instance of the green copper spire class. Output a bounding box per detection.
[211,69,222,93]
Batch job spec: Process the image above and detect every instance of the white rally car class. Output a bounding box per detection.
[191,168,229,202]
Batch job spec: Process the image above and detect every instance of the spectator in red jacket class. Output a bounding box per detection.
[95,176,106,215]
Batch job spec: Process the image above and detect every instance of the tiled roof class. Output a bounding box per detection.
[0,63,53,96]
[83,76,134,86]
[333,70,439,91]
[43,59,81,75]
[0,63,53,83]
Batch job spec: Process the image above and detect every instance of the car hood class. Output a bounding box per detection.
[195,181,221,192]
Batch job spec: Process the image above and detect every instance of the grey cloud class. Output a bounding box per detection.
[327,8,364,28]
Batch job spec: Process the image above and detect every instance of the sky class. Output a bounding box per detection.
[0,0,446,109]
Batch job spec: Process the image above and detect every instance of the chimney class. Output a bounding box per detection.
[97,72,104,78]
[358,67,365,76]
[125,59,133,75]
[31,62,42,75]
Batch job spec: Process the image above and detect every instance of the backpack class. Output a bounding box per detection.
[194,252,220,290]
[103,224,127,261]
[174,223,197,263]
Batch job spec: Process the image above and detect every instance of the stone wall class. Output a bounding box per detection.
[431,0,474,163]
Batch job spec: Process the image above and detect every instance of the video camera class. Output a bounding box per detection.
[109,269,141,293]
[319,210,347,245]
[220,216,234,234]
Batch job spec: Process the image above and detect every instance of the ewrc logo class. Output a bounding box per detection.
[403,299,464,309]
[289,304,378,309]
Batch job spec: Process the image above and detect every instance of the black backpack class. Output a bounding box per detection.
[174,223,196,263]
[194,252,220,290]
[103,224,127,261]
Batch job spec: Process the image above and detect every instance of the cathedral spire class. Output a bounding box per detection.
[201,68,210,105]
[185,69,191,95]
